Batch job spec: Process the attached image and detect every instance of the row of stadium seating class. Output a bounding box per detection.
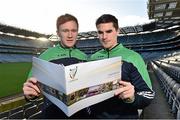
[0,38,178,62]
[119,30,177,44]
[77,35,180,62]
[0,44,46,55]
[0,98,43,119]
[151,54,180,119]
[125,35,179,47]
[0,28,179,63]
[140,50,180,62]
[155,61,180,83]
[0,54,34,62]
[0,33,50,62]
[0,34,50,48]
[76,30,178,48]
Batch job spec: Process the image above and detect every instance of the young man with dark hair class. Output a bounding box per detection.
[90,14,154,119]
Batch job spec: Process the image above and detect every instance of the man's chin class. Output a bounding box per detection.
[64,42,75,48]
[66,44,74,48]
[103,45,110,49]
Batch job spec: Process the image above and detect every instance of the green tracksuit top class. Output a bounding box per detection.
[28,44,87,77]
[39,44,87,61]
[90,43,152,89]
[28,44,89,118]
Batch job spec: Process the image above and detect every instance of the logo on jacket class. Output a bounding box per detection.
[69,66,78,80]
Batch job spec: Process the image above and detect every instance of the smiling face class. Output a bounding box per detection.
[97,22,119,49]
[57,20,78,48]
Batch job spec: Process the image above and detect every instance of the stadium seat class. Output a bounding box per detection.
[24,105,38,118]
[9,105,23,115]
[37,102,44,111]
[28,110,42,119]
[169,83,180,105]
[172,87,180,113]
[166,80,176,102]
[8,110,24,119]
[170,88,180,119]
[23,101,35,110]
[0,110,9,119]
[35,97,43,105]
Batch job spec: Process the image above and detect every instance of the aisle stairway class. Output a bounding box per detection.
[142,63,175,119]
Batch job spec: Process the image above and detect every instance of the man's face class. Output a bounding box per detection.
[97,23,119,49]
[57,20,78,48]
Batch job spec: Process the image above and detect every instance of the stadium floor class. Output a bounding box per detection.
[142,64,175,119]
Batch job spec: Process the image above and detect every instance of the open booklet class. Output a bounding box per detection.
[32,56,122,117]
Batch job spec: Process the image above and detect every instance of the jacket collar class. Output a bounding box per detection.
[104,43,123,52]
[58,43,76,50]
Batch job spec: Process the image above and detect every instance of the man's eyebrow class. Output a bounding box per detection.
[97,30,103,34]
[97,29,113,34]
[61,29,77,32]
[106,30,112,33]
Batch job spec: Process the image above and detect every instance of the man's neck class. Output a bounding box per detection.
[105,43,119,51]
[59,42,74,49]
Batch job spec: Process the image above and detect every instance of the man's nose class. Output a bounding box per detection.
[102,33,107,39]
[68,32,72,37]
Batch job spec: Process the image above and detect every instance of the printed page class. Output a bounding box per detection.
[32,57,66,93]
[65,57,122,93]
[32,57,69,115]
[32,57,122,117]
[64,57,122,116]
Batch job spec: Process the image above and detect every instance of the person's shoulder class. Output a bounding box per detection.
[122,46,143,60]
[74,48,86,55]
[74,48,87,60]
[90,52,97,60]
[75,48,86,54]
[39,45,59,58]
[41,46,56,54]
[90,49,104,60]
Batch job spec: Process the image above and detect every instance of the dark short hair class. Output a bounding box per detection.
[56,14,79,31]
[96,14,119,30]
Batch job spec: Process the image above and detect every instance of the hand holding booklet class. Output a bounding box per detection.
[32,57,122,117]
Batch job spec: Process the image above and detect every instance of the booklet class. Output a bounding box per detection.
[32,57,122,117]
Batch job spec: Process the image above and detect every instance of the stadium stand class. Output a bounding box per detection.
[0,32,51,62]
[0,98,43,119]
[1,26,179,119]
[1,27,180,119]
[151,58,180,119]
[0,0,180,119]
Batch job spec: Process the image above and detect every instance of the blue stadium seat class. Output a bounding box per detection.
[9,106,23,115]
[0,110,9,119]
[23,101,35,110]
[174,89,180,119]
[28,110,42,119]
[24,105,38,119]
[169,83,180,105]
[8,110,24,119]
